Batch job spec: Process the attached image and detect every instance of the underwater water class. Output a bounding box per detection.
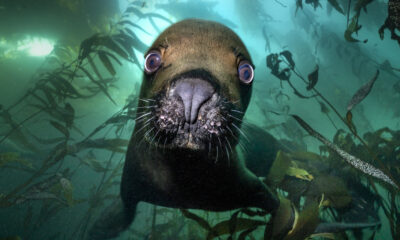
[0,0,399,239]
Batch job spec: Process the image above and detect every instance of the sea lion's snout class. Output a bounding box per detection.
[172,78,215,124]
[153,72,230,151]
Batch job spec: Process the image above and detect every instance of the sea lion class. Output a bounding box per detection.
[88,19,292,239]
[88,19,377,240]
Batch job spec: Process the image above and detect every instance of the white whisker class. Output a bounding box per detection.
[228,114,243,123]
[215,145,219,164]
[139,98,156,103]
[232,123,250,142]
[231,109,244,114]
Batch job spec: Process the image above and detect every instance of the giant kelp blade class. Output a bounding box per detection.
[98,51,116,76]
[125,6,145,18]
[347,70,379,111]
[0,152,33,169]
[101,36,130,61]
[291,114,398,189]
[307,176,352,208]
[180,209,212,231]
[238,226,257,240]
[97,50,122,66]
[345,110,357,134]
[267,150,291,185]
[64,103,75,129]
[307,64,319,90]
[280,50,295,69]
[284,200,320,240]
[327,0,344,14]
[78,34,99,63]
[344,15,362,42]
[50,120,70,138]
[79,138,129,153]
[118,20,151,35]
[144,13,174,24]
[266,53,279,70]
[206,218,265,240]
[79,66,117,105]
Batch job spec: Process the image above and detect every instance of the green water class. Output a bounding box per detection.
[0,0,399,239]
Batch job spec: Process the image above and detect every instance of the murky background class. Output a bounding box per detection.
[0,0,399,239]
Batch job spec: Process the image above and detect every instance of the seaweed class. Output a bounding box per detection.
[0,2,161,239]
[379,0,400,46]
[265,47,400,239]
[1,2,399,240]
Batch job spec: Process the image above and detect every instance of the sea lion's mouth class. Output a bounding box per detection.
[152,91,229,151]
[141,70,241,155]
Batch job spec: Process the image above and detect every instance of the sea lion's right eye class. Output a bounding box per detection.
[144,51,162,74]
[238,61,254,85]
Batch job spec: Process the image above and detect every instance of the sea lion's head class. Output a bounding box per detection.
[136,19,254,157]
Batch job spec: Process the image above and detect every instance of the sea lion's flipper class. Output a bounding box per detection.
[88,197,137,240]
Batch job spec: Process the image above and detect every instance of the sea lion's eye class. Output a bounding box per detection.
[238,61,254,84]
[144,51,162,74]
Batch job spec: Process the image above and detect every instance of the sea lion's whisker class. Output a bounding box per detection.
[231,123,250,143]
[228,114,242,122]
[217,136,223,154]
[134,117,155,137]
[228,123,248,153]
[163,136,168,152]
[133,112,151,122]
[215,145,219,163]
[224,135,233,155]
[231,109,244,114]
[227,114,251,127]
[156,133,162,147]
[219,136,230,167]
[150,129,160,146]
[208,140,211,157]
[139,98,156,103]
[138,126,155,149]
[135,105,157,109]
[226,125,235,137]
[225,145,230,167]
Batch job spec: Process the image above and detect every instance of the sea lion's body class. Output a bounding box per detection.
[121,18,278,216]
[89,19,282,239]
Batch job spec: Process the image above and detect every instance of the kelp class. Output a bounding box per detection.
[346,70,379,133]
[265,43,399,239]
[266,50,317,99]
[379,0,400,46]
[292,114,398,189]
[0,2,158,239]
[295,0,391,44]
[1,2,399,240]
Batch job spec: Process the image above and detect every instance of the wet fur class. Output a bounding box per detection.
[89,19,279,240]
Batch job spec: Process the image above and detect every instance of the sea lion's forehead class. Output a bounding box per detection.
[148,19,252,63]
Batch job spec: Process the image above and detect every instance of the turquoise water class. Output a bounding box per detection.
[0,0,399,239]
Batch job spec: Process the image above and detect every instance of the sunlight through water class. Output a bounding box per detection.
[17,36,55,57]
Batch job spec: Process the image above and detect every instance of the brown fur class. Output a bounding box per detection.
[139,19,253,109]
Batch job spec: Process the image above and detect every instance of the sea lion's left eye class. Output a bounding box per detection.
[238,61,254,84]
[144,51,162,74]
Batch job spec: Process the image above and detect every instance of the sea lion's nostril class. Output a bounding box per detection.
[173,78,214,124]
